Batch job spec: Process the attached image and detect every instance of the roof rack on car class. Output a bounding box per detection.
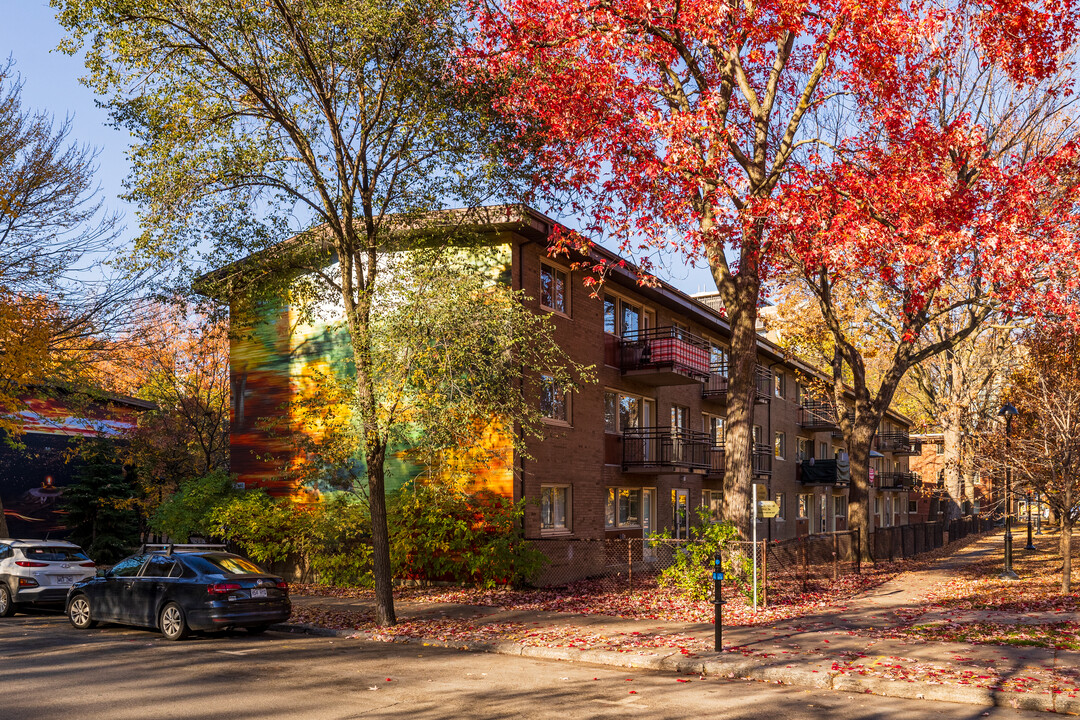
[139,543,228,555]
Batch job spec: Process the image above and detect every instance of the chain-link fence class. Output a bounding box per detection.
[527,519,994,604]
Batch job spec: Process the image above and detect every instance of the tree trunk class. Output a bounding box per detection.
[847,422,876,561]
[366,445,396,626]
[1062,523,1073,593]
[942,405,964,521]
[721,296,760,537]
[0,498,8,538]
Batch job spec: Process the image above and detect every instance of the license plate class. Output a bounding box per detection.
[251,588,267,598]
[54,575,74,585]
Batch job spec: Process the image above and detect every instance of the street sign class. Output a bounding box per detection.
[758,500,780,518]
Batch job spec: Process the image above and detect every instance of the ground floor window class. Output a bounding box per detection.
[702,489,722,522]
[606,487,642,529]
[774,493,786,521]
[798,493,811,520]
[540,485,571,533]
[833,494,847,520]
[908,500,918,513]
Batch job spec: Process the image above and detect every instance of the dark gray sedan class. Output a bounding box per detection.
[66,547,291,640]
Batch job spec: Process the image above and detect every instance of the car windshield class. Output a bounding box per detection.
[23,547,90,562]
[196,553,265,575]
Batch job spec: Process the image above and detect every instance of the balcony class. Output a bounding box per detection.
[701,363,772,402]
[619,327,710,386]
[875,431,921,455]
[798,399,839,430]
[877,471,916,490]
[621,427,712,473]
[797,459,851,487]
[752,443,773,476]
[707,442,725,478]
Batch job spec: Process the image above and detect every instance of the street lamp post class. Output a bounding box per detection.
[1025,491,1036,550]
[1036,491,1042,535]
[999,403,1019,580]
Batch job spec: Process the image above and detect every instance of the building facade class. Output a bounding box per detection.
[218,206,918,543]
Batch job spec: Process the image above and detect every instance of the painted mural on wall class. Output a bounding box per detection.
[229,243,516,499]
[1,393,146,539]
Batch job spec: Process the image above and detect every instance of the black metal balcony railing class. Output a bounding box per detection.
[752,442,773,476]
[877,471,916,490]
[619,327,710,384]
[798,399,839,430]
[875,431,920,455]
[701,362,772,401]
[707,441,725,476]
[621,427,712,472]
[797,459,851,486]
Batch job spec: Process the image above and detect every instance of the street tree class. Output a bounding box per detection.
[774,22,1080,557]
[469,0,1076,533]
[985,328,1080,592]
[56,0,558,625]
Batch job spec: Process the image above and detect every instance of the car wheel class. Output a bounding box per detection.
[0,583,14,617]
[244,624,271,635]
[68,595,97,629]
[159,602,188,641]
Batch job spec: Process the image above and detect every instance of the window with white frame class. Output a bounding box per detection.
[702,489,722,522]
[603,390,654,433]
[819,441,830,460]
[540,263,569,315]
[798,493,811,520]
[774,493,786,521]
[797,437,809,462]
[540,485,571,532]
[703,413,725,447]
[605,487,643,529]
[774,370,785,399]
[540,375,569,422]
[834,494,848,519]
[774,431,786,460]
[603,294,652,338]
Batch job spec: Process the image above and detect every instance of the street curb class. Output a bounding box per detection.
[272,622,1071,715]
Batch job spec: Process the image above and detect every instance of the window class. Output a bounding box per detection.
[0,545,10,561]
[774,431,786,460]
[774,493,786,521]
[834,494,848,518]
[908,500,918,514]
[798,494,811,520]
[936,442,945,455]
[671,405,689,430]
[709,343,729,373]
[603,294,651,338]
[819,442,830,460]
[540,263,568,314]
[753,424,762,445]
[774,371,785,399]
[703,414,725,447]
[606,487,643,529]
[541,485,571,532]
[109,555,147,578]
[540,376,569,423]
[702,489,722,522]
[604,390,653,432]
[141,555,178,578]
[874,496,881,516]
[797,437,809,463]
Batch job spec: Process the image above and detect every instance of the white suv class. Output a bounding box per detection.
[0,540,97,616]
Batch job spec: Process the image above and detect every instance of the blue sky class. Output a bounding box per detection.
[2,1,718,296]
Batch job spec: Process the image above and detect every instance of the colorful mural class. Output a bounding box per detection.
[229,244,517,500]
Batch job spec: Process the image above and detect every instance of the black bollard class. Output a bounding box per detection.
[713,555,725,652]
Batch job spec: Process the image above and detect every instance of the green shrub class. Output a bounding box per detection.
[654,510,741,601]
[389,482,546,588]
[150,470,238,541]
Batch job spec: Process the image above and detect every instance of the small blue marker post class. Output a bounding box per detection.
[713,555,724,651]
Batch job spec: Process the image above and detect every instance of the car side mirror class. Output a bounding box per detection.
[96,568,108,578]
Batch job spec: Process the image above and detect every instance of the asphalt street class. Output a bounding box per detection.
[0,612,1054,720]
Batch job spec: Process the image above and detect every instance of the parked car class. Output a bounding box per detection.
[0,539,97,616]
[65,544,291,640]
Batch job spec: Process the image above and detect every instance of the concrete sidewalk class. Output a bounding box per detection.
[277,532,1080,714]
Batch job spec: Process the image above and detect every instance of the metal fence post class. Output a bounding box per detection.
[628,540,633,596]
[761,540,768,608]
[832,532,839,581]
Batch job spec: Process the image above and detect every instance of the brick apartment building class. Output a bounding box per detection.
[908,433,996,524]
[214,205,918,544]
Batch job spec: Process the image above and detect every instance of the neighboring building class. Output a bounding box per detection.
[210,205,918,543]
[909,432,995,524]
[0,389,154,538]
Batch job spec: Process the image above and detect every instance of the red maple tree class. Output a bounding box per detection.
[470,0,1080,535]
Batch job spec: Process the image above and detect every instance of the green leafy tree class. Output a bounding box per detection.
[150,469,237,542]
[56,0,536,626]
[62,440,140,563]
